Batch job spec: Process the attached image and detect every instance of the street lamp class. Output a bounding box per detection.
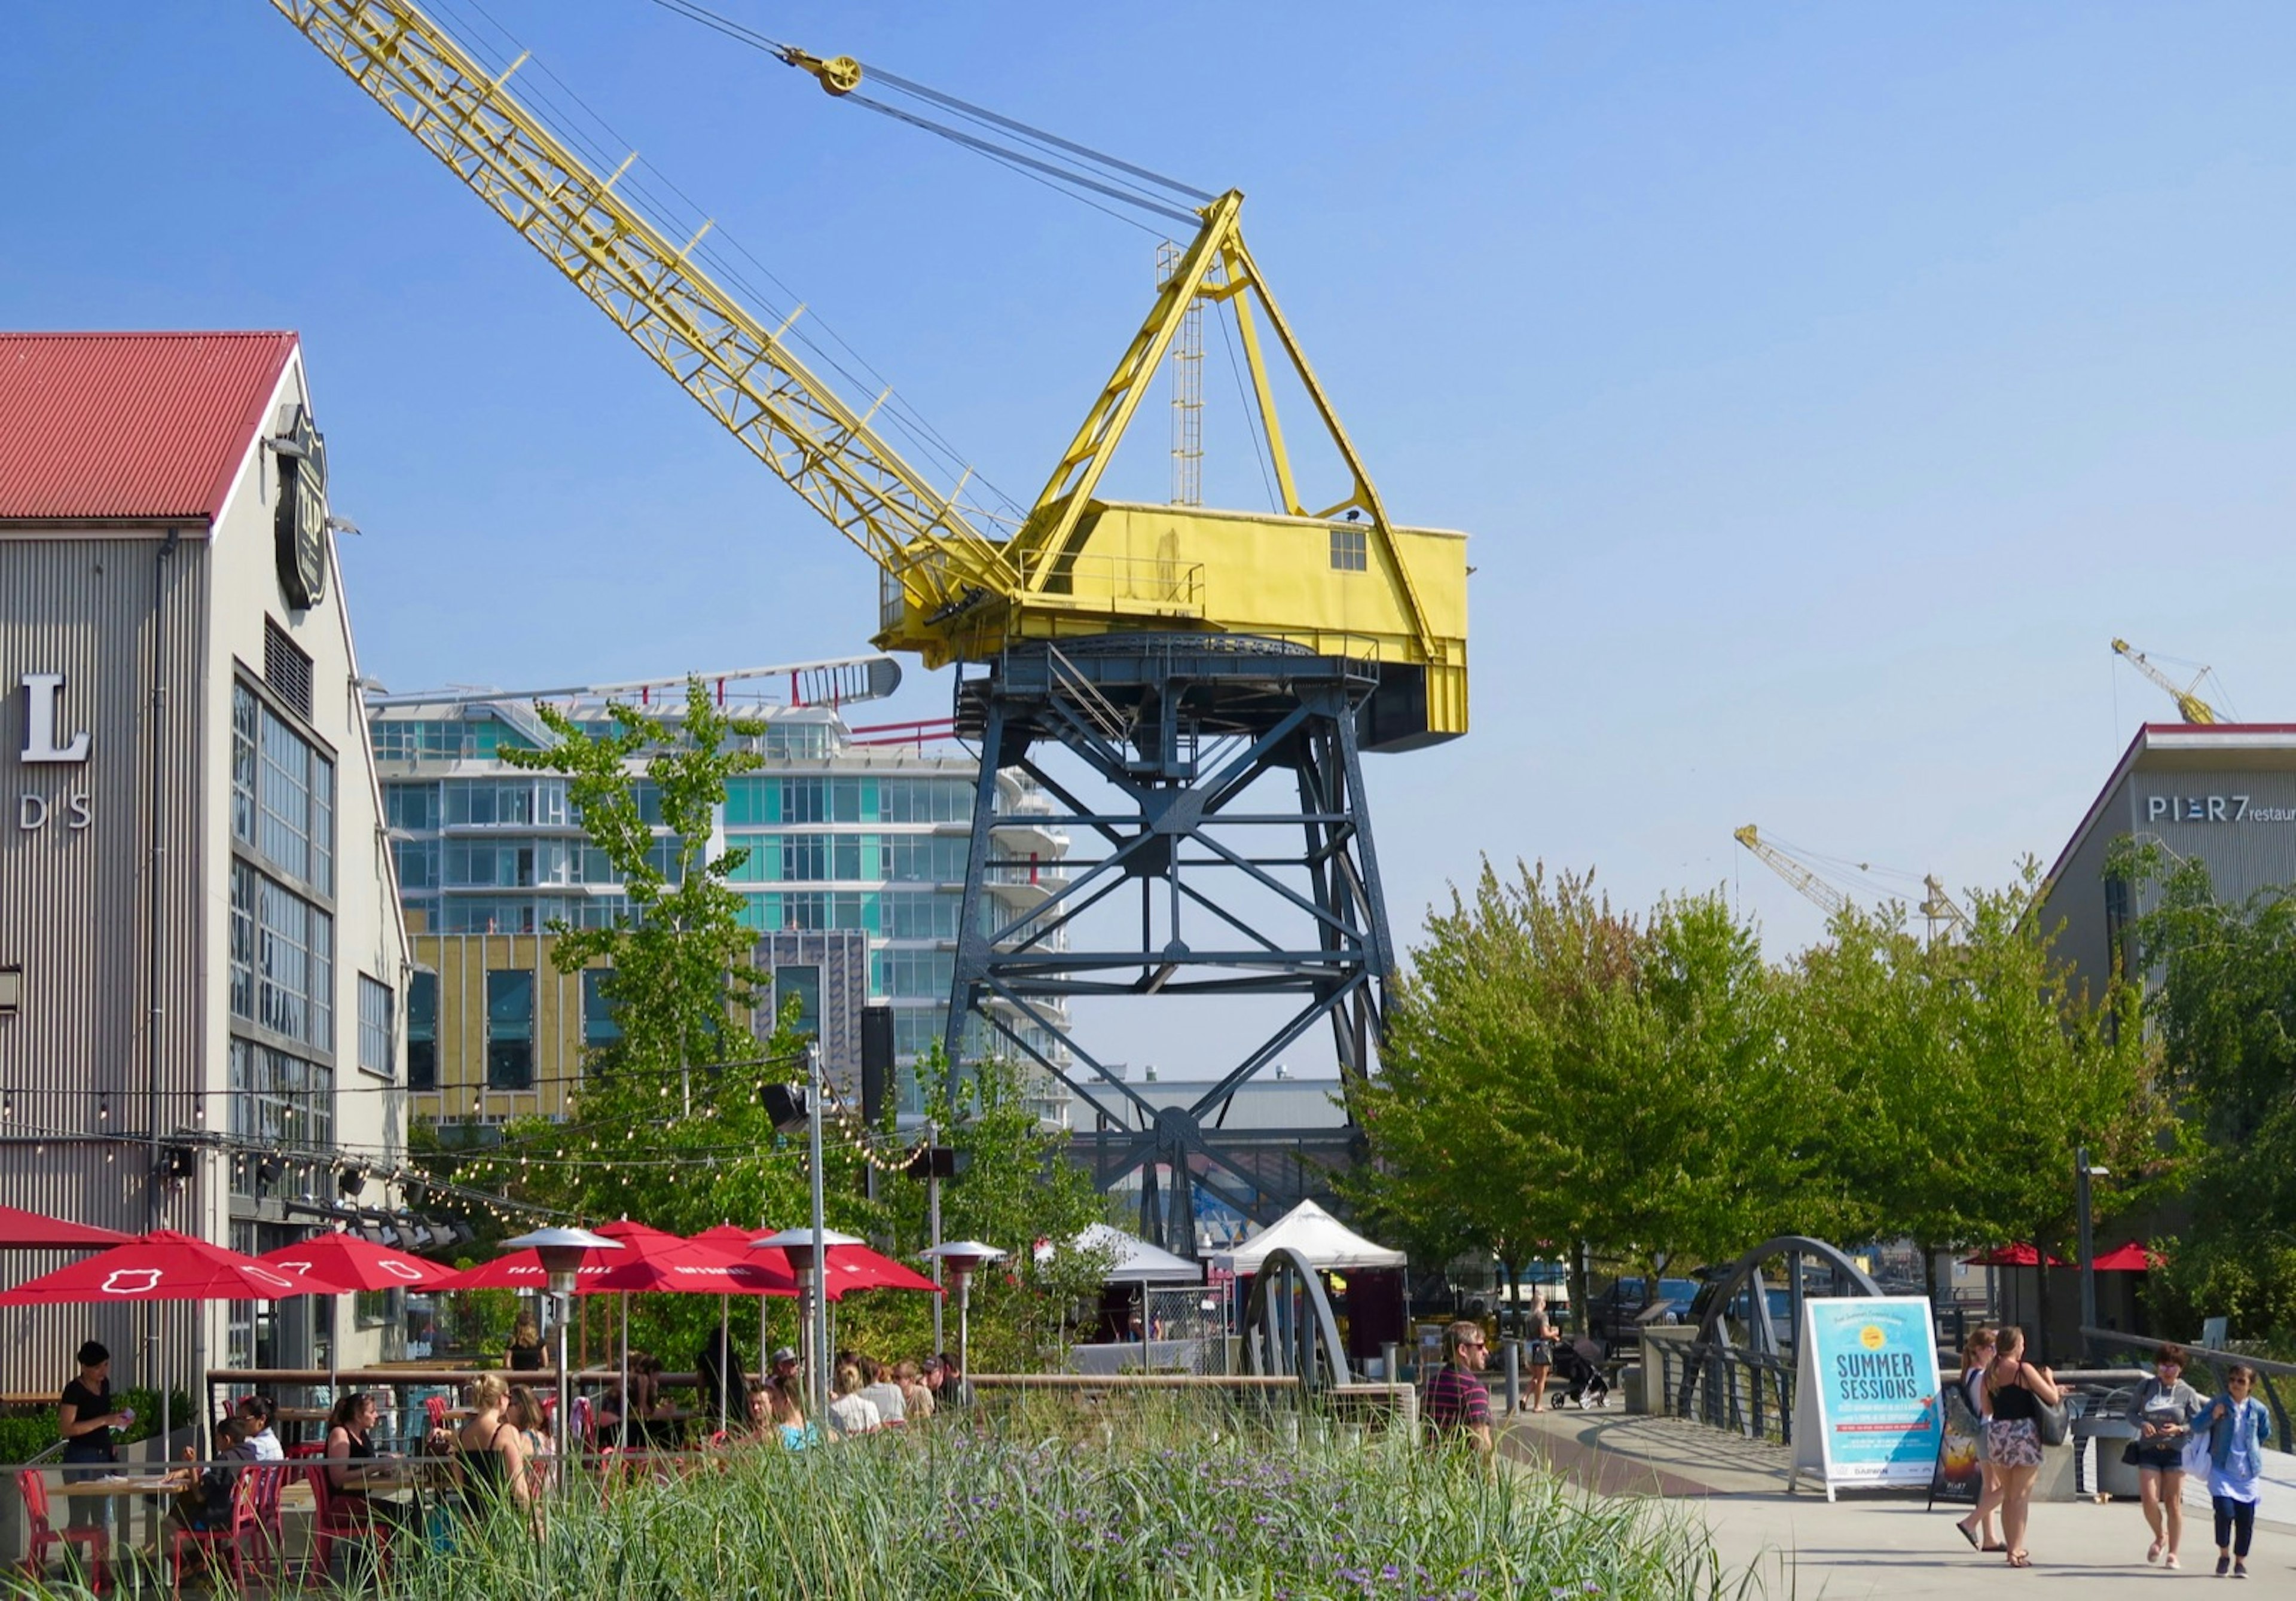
[750,1225,864,1424]
[920,1241,1004,1400]
[2075,1150,2111,1356]
[502,1226,621,1474]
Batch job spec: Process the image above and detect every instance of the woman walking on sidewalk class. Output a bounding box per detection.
[2130,1342,2205,1568]
[1953,1327,2005,1553]
[2196,1363,2272,1579]
[1522,1294,1556,1413]
[1982,1325,2062,1569]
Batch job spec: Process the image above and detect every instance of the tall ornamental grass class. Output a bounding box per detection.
[386,1395,1744,1601]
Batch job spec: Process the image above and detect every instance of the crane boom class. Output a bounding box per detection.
[269,0,1016,613]
[1733,824,1851,919]
[2111,638,2220,725]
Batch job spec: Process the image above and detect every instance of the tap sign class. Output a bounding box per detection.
[1788,1295,1943,1501]
[16,673,91,835]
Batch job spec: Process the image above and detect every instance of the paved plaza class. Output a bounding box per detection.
[1501,1408,2295,1597]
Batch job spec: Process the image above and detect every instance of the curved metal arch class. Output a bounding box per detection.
[1674,1236,1885,1431]
[1237,1246,1354,1392]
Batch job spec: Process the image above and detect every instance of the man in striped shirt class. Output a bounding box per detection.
[1423,1320,1493,1455]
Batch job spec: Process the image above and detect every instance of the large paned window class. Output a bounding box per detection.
[230,863,334,1051]
[749,890,874,932]
[357,975,394,1080]
[775,965,822,1039]
[407,971,438,1091]
[884,835,969,884]
[882,947,955,999]
[384,782,441,832]
[393,838,439,891]
[233,681,335,893]
[228,1039,335,1172]
[881,890,961,940]
[582,969,621,1051]
[486,970,535,1089]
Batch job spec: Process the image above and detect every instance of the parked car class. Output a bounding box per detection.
[1586,1276,1700,1352]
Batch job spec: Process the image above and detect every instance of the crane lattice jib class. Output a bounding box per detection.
[271,0,1017,612]
[2110,638,2219,726]
[1733,824,1851,919]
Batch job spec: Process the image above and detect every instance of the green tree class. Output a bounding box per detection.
[2112,842,2296,1340]
[1355,863,1808,1318]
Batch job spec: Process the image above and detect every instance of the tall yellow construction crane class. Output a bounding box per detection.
[2111,638,2220,725]
[1735,826,1970,941]
[272,0,1467,1251]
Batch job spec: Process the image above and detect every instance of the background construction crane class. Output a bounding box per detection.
[1734,825,1970,941]
[273,0,1470,1251]
[2111,638,2222,725]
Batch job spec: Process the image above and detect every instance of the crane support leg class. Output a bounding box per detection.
[942,636,1391,1254]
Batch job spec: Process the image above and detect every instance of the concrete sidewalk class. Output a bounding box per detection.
[1501,1407,2295,1597]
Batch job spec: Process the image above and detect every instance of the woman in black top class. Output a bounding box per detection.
[505,1312,545,1373]
[455,1376,536,1535]
[1983,1326,2063,1569]
[57,1340,130,1532]
[325,1391,413,1530]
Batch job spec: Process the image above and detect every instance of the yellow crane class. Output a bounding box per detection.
[1735,826,1970,941]
[271,0,1466,1250]
[2111,638,2220,725]
[268,1,1465,741]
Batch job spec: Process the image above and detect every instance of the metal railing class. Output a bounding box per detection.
[1647,1336,1797,1445]
[2082,1327,2295,1455]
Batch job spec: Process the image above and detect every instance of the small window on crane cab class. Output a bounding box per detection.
[1330,525,1368,573]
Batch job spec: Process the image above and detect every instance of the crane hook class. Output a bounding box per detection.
[781,46,862,96]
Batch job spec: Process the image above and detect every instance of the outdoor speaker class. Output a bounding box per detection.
[759,1082,810,1133]
[860,1003,893,1126]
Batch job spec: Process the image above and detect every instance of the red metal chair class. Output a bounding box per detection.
[242,1462,291,1584]
[285,1441,326,1460]
[303,1461,394,1587]
[17,1468,108,1593]
[167,1463,264,1599]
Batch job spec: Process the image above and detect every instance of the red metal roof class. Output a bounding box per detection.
[0,332,297,523]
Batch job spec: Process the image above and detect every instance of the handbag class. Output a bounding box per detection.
[2121,1440,2142,1466]
[2035,1395,2070,1448]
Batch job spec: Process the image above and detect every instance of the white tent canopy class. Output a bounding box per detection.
[1063,1223,1202,1284]
[1210,1199,1407,1276]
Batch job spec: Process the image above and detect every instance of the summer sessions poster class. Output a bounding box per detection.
[1790,1297,1942,1498]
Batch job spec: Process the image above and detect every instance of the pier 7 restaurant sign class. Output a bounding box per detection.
[1788,1297,1942,1499]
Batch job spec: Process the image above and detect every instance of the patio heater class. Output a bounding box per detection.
[750,1224,864,1426]
[502,1226,620,1474]
[921,1241,1003,1399]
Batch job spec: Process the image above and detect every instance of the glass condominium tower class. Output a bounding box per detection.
[366,658,1071,1119]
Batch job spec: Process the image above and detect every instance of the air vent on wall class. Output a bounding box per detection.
[263,617,315,722]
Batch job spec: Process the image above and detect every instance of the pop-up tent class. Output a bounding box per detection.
[1211,1199,1407,1276]
[1070,1223,1202,1285]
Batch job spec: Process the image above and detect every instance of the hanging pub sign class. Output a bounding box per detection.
[1788,1296,1943,1500]
[272,403,329,610]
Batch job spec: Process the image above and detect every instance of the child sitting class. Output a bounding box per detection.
[172,1416,250,1532]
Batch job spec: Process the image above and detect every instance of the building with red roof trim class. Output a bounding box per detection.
[0,331,410,1389]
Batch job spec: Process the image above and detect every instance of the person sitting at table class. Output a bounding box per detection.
[858,1358,907,1426]
[325,1391,414,1531]
[506,1311,546,1373]
[826,1364,880,1438]
[171,1416,249,1533]
[738,1380,775,1443]
[695,1325,747,1428]
[58,1340,128,1535]
[765,1377,819,1451]
[505,1385,552,1498]
[236,1396,283,1462]
[896,1359,935,1422]
[454,1375,537,1534]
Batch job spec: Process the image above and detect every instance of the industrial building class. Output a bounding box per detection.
[2034,721,2296,988]
[0,331,412,1385]
[365,677,1074,1129]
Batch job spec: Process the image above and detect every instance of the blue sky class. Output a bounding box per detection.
[8,2,2295,1025]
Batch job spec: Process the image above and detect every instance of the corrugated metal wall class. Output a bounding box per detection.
[0,531,208,1407]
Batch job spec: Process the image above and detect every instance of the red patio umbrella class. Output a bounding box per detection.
[431,1252,624,1291]
[2089,1241,2165,1272]
[0,1230,309,1304]
[0,1205,133,1250]
[1961,1242,2067,1268]
[255,1233,460,1293]
[588,1221,798,1440]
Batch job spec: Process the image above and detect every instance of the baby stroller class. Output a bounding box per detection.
[1550,1337,1611,1408]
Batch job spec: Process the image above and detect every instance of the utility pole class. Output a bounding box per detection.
[807,1042,829,1424]
[2076,1147,2109,1356]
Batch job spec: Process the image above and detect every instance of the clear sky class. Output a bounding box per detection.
[8,2,2295,1062]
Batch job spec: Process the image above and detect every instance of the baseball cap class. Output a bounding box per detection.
[771,1346,799,1366]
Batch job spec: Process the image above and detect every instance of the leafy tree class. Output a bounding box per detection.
[1355,863,1808,1319]
[2112,842,2296,1340]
